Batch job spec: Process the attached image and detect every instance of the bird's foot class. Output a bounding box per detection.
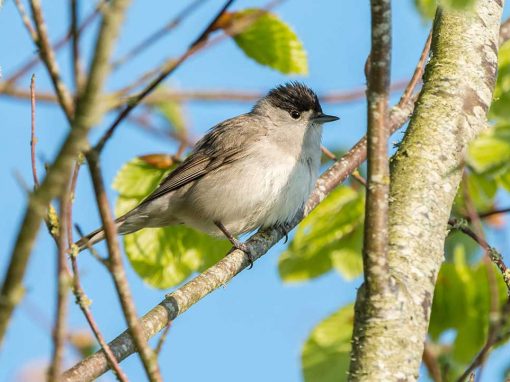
[276,223,293,244]
[230,238,254,269]
[215,221,255,269]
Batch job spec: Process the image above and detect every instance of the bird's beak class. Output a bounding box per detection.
[313,113,339,123]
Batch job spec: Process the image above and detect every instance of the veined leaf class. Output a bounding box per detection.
[230,9,308,75]
[302,304,353,382]
[279,186,364,283]
[429,249,508,365]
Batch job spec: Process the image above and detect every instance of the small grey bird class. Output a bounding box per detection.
[77,82,338,261]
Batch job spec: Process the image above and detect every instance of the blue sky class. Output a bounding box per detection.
[0,0,509,381]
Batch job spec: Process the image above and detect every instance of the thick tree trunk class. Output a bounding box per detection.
[349,1,503,380]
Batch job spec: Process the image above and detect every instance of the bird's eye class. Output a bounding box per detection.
[290,110,301,119]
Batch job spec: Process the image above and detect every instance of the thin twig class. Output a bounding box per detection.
[28,0,75,119]
[94,0,240,153]
[461,175,499,379]
[4,1,102,86]
[155,322,172,355]
[30,74,39,187]
[422,342,443,382]
[13,0,37,41]
[86,151,162,382]
[0,0,131,347]
[2,84,406,107]
[112,0,206,69]
[397,29,432,109]
[68,217,128,381]
[449,218,510,294]
[61,95,417,382]
[362,0,392,293]
[48,197,70,381]
[478,207,510,219]
[74,224,109,267]
[457,301,510,381]
[70,0,84,95]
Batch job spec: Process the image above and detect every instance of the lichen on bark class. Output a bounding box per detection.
[348,1,503,381]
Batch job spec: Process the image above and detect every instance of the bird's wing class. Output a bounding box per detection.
[139,114,262,205]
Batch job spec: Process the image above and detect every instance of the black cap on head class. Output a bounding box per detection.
[264,82,322,114]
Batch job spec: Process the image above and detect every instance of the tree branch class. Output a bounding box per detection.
[61,95,416,382]
[29,0,75,119]
[86,151,162,381]
[362,0,392,293]
[48,197,70,381]
[0,0,131,347]
[348,2,503,380]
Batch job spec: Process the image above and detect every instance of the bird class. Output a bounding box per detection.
[76,82,339,263]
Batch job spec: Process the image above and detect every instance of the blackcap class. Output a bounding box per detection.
[76,82,339,261]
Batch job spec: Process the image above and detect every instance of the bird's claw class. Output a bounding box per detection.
[277,223,292,244]
[232,240,254,269]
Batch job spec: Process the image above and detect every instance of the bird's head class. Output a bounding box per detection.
[253,82,339,130]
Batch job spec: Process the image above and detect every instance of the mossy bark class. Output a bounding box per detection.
[349,1,503,381]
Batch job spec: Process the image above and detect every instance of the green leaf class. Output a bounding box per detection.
[467,124,510,175]
[429,249,508,365]
[414,0,437,19]
[413,0,475,20]
[113,158,230,289]
[490,42,510,121]
[440,0,477,10]
[278,186,364,283]
[156,95,187,137]
[452,172,497,214]
[302,304,353,382]
[231,9,308,75]
[123,226,229,289]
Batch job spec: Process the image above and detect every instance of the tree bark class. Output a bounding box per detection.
[349,1,503,381]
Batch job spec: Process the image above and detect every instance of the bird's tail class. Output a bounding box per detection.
[75,226,106,252]
[74,214,133,253]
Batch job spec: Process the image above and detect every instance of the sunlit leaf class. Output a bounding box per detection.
[429,249,508,365]
[452,172,497,215]
[230,9,308,75]
[302,304,353,382]
[279,186,364,283]
[113,158,230,289]
[468,124,510,175]
[414,0,437,19]
[413,0,475,19]
[157,97,187,137]
[490,41,510,121]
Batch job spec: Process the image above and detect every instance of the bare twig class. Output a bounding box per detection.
[112,0,205,69]
[449,218,510,294]
[30,75,39,187]
[61,96,417,382]
[5,2,102,86]
[361,0,392,293]
[0,0,131,347]
[86,151,162,382]
[74,224,109,267]
[94,0,240,153]
[154,322,172,355]
[2,84,408,107]
[461,172,500,380]
[70,0,84,94]
[69,231,129,382]
[28,0,75,119]
[13,0,37,41]
[479,207,510,219]
[48,198,70,381]
[457,301,510,381]
[397,29,432,109]
[422,342,443,382]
